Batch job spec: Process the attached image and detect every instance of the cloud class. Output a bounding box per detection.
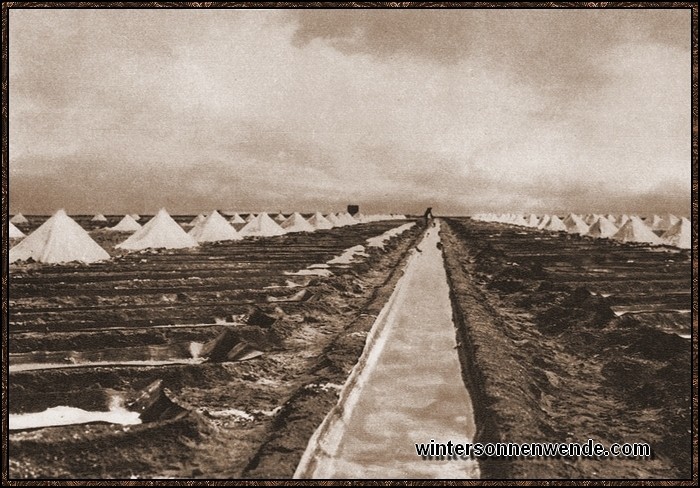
[8,9,692,216]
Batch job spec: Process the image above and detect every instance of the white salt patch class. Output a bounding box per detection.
[285,269,333,277]
[10,358,205,373]
[208,408,254,421]
[253,406,282,417]
[9,405,141,430]
[366,223,416,249]
[327,245,368,265]
[305,382,343,392]
[189,342,203,359]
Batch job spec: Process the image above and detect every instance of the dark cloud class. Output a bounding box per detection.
[291,10,476,64]
[289,9,689,93]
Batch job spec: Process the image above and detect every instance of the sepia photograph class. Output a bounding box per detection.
[2,3,696,482]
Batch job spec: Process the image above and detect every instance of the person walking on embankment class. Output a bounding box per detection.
[423,207,434,228]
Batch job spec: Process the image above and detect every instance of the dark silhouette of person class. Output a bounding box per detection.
[423,207,434,227]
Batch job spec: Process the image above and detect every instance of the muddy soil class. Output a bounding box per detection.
[9,221,422,479]
[440,218,692,479]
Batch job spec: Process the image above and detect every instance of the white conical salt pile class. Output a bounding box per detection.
[116,208,198,250]
[511,214,528,227]
[537,214,551,229]
[244,213,257,223]
[109,215,142,232]
[612,217,662,245]
[526,214,539,227]
[353,212,366,223]
[646,215,663,230]
[605,214,617,223]
[9,222,25,238]
[10,213,29,225]
[617,214,630,226]
[91,214,107,222]
[307,212,334,230]
[586,216,618,239]
[239,212,286,237]
[657,213,679,231]
[325,213,343,227]
[274,213,287,222]
[188,210,241,243]
[338,212,358,226]
[188,214,206,226]
[661,217,690,249]
[562,213,589,234]
[229,213,245,224]
[543,215,567,232]
[280,212,316,233]
[130,214,141,221]
[9,209,110,264]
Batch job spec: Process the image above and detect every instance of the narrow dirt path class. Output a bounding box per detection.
[295,221,479,479]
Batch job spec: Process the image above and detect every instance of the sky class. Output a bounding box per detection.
[8,8,692,216]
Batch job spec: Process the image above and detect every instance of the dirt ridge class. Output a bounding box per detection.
[440,218,691,479]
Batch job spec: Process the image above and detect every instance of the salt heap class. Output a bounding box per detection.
[586,216,618,239]
[117,208,199,250]
[188,210,241,242]
[229,213,245,224]
[281,212,316,233]
[562,213,589,234]
[510,214,529,227]
[109,215,142,232]
[10,213,28,225]
[657,213,679,231]
[661,217,690,249]
[612,217,662,245]
[130,214,141,221]
[91,214,107,222]
[239,212,286,237]
[10,209,110,264]
[325,213,343,227]
[526,214,540,227]
[337,212,358,226]
[543,215,567,232]
[353,212,366,223]
[646,215,663,230]
[9,222,25,238]
[307,212,334,230]
[189,214,206,226]
[583,214,598,225]
[537,214,551,229]
[274,213,287,223]
[245,213,257,223]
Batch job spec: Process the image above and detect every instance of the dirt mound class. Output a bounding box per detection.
[535,286,615,333]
